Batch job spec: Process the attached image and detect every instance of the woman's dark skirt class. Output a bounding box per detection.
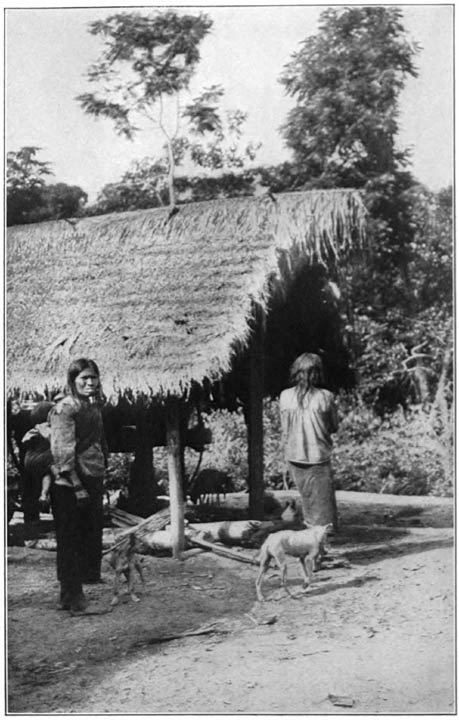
[288,460,337,529]
[51,476,104,605]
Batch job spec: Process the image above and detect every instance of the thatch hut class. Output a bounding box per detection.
[7,189,366,553]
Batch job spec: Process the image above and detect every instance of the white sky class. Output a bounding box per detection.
[5,3,454,202]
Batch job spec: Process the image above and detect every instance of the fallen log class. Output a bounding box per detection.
[187,519,272,546]
[187,531,259,565]
[106,513,273,556]
[134,529,181,554]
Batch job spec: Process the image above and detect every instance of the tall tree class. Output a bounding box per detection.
[278,6,453,443]
[279,10,420,348]
[78,12,260,210]
[7,147,52,225]
[280,6,419,187]
[279,6,421,310]
[77,11,212,206]
[7,148,87,225]
[90,101,261,213]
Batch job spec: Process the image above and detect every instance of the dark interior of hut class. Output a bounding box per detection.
[222,259,356,407]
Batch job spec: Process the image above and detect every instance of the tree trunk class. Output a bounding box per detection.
[166,398,185,558]
[165,139,176,207]
[248,304,265,520]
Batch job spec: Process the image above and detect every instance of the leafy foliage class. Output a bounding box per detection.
[91,158,169,213]
[7,147,52,225]
[78,11,259,207]
[278,7,452,451]
[39,183,88,221]
[280,6,419,185]
[333,403,452,497]
[7,146,52,190]
[162,399,453,498]
[77,11,213,204]
[183,85,261,170]
[7,147,87,225]
[89,166,262,214]
[279,7,421,329]
[78,11,212,133]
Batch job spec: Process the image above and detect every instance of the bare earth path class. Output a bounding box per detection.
[7,492,455,714]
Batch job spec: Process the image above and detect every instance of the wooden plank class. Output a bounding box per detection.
[166,398,185,558]
[248,303,265,520]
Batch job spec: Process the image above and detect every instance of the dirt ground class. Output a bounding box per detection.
[7,490,455,715]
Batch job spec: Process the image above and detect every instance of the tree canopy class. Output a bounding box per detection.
[277,6,451,429]
[7,147,87,225]
[78,11,260,208]
[7,147,52,225]
[78,11,212,136]
[280,7,420,187]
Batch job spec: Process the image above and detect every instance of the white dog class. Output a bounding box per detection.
[256,523,333,601]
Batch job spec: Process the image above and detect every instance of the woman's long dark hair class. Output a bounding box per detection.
[289,353,324,405]
[66,358,102,402]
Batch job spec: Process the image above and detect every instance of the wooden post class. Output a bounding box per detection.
[166,397,185,558]
[248,305,265,520]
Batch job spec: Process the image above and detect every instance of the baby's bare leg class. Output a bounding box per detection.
[39,474,52,502]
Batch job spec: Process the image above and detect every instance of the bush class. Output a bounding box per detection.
[106,453,133,490]
[333,404,451,496]
[200,403,285,490]
[194,409,249,491]
[105,397,452,500]
[202,399,451,498]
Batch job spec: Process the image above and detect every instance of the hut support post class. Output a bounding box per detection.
[166,398,185,558]
[248,305,265,520]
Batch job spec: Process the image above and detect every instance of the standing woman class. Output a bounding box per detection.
[280,353,339,530]
[49,358,108,613]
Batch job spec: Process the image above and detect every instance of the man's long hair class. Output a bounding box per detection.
[289,353,324,405]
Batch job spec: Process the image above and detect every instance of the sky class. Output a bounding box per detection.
[5,3,454,203]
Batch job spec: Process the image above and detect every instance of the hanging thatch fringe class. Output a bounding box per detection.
[7,190,366,396]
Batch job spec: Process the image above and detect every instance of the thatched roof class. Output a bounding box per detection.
[7,189,366,396]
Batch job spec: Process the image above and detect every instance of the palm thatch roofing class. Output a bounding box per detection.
[7,189,366,397]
